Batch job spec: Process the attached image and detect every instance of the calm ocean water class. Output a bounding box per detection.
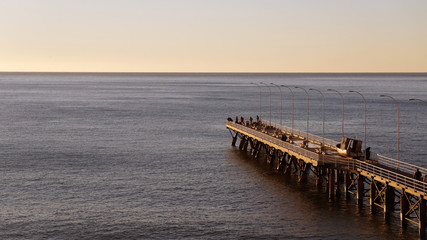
[0,72,426,239]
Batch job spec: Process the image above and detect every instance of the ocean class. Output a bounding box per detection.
[1,72,426,239]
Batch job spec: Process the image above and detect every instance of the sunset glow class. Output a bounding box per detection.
[1,0,426,72]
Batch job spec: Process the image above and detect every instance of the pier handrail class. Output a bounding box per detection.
[261,120,339,148]
[355,160,427,195]
[376,154,427,179]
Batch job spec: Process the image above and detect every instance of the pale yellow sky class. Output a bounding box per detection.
[1,0,426,72]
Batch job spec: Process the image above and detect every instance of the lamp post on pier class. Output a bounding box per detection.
[281,85,294,136]
[327,89,344,139]
[349,90,367,158]
[260,82,272,126]
[309,88,325,149]
[409,98,427,105]
[270,83,283,126]
[380,94,400,170]
[294,86,309,141]
[250,82,262,121]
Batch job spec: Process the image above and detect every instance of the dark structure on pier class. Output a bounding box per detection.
[227,119,427,236]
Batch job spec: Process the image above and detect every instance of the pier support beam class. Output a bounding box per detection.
[298,160,309,183]
[231,132,238,146]
[335,169,341,197]
[400,190,426,235]
[238,135,246,150]
[338,170,344,182]
[242,137,249,151]
[401,189,409,227]
[329,169,335,200]
[420,197,426,236]
[284,155,295,175]
[248,138,254,150]
[384,184,395,220]
[370,177,378,212]
[357,174,364,206]
[276,152,285,172]
[315,166,323,187]
[270,149,277,166]
[265,146,276,165]
[344,172,351,199]
[253,142,263,159]
[250,140,258,155]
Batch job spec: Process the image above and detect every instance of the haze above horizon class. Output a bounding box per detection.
[1,0,426,73]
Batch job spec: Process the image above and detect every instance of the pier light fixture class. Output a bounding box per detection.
[270,83,283,126]
[294,86,309,141]
[281,85,294,136]
[309,88,325,149]
[250,82,262,121]
[260,82,272,126]
[409,98,427,105]
[349,90,367,158]
[379,94,400,170]
[327,89,344,139]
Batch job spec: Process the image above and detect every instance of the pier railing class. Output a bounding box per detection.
[261,120,427,181]
[356,160,427,195]
[261,120,339,148]
[376,154,427,180]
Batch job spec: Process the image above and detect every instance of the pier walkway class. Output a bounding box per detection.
[227,119,427,235]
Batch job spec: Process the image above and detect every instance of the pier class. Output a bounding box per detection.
[227,118,427,235]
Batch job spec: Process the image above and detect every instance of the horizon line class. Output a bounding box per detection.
[1,71,427,74]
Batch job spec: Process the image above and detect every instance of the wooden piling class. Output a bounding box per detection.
[298,161,309,183]
[344,172,351,199]
[231,132,238,146]
[243,137,249,151]
[250,140,258,155]
[315,166,323,187]
[284,155,295,175]
[420,197,426,235]
[338,170,344,182]
[357,174,364,206]
[276,152,285,171]
[370,177,377,210]
[254,142,262,159]
[249,138,254,150]
[329,169,335,200]
[401,189,409,227]
[238,136,245,150]
[335,169,341,197]
[384,184,395,220]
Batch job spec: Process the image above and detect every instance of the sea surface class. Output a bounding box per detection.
[0,72,426,239]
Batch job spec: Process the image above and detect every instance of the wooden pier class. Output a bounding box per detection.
[227,119,427,236]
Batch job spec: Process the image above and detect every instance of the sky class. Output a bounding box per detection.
[0,0,426,73]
